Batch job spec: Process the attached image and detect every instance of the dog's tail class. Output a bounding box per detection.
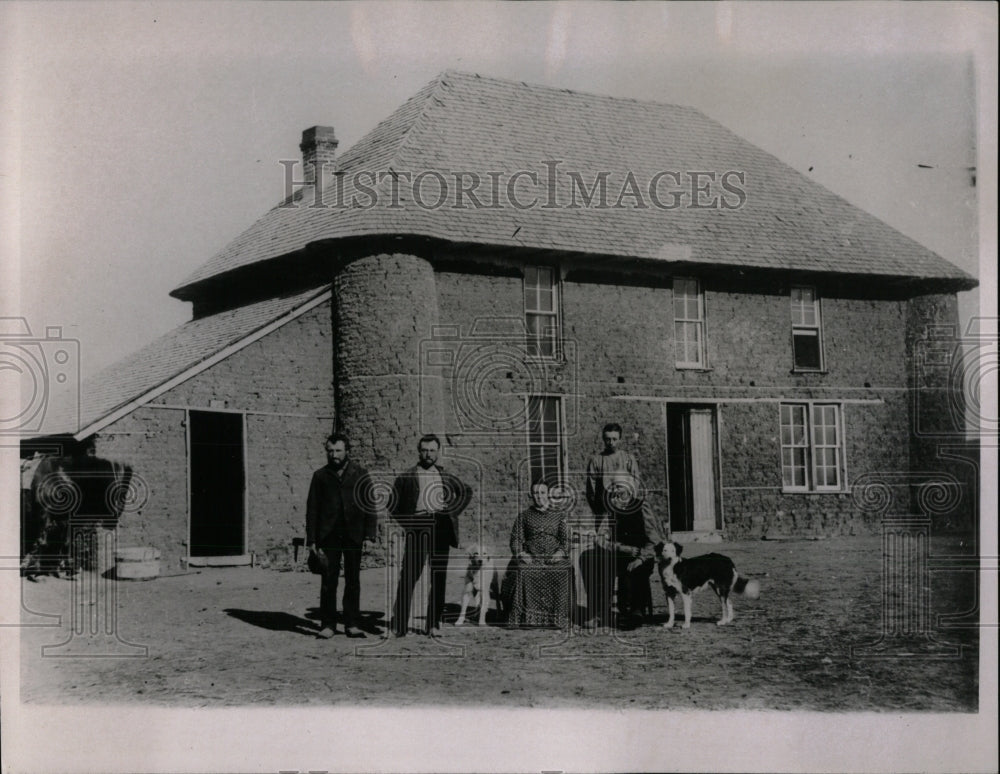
[733,575,761,599]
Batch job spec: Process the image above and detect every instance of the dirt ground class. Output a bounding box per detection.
[18,535,979,711]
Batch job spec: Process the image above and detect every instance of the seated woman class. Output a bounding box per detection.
[505,481,572,628]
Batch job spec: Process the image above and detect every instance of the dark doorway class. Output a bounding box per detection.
[666,405,719,533]
[189,410,245,557]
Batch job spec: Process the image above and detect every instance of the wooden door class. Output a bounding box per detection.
[688,408,718,531]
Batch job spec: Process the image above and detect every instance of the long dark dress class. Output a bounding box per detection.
[506,506,571,628]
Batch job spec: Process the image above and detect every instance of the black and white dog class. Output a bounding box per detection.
[654,541,760,628]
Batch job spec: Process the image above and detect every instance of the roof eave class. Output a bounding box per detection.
[171,231,979,302]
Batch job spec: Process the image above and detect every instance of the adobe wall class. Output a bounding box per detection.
[90,406,189,567]
[89,262,968,570]
[435,266,921,546]
[332,253,445,473]
[718,395,911,537]
[906,293,965,457]
[905,293,977,529]
[92,301,335,569]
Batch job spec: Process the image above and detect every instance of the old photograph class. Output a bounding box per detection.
[2,2,996,772]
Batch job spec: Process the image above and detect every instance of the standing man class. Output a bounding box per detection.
[586,423,644,518]
[582,422,666,628]
[306,433,377,639]
[387,434,473,637]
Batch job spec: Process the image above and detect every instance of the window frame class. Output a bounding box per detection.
[779,403,811,491]
[523,265,561,360]
[673,276,707,369]
[524,394,566,486]
[790,286,825,372]
[779,401,846,493]
[809,403,843,491]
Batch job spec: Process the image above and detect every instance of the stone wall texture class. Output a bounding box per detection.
[434,266,967,547]
[92,301,335,569]
[333,254,445,472]
[904,292,977,529]
[88,259,970,569]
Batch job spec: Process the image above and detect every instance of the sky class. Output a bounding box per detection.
[2,2,994,382]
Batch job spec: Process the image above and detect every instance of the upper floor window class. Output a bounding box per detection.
[527,395,564,485]
[674,277,706,368]
[791,286,823,371]
[524,266,559,358]
[780,402,844,491]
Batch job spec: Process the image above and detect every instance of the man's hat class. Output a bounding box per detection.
[307,550,328,575]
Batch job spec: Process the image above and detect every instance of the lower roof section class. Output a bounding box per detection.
[32,285,332,439]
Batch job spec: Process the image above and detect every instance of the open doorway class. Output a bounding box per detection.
[188,410,245,557]
[666,404,721,534]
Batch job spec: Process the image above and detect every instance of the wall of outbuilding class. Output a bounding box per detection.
[92,301,335,569]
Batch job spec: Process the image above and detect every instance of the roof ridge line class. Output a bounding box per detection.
[385,71,452,175]
[435,68,699,113]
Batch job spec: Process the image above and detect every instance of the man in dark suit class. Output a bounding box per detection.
[386,434,473,637]
[306,433,377,638]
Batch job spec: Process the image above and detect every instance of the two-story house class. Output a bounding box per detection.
[28,71,977,568]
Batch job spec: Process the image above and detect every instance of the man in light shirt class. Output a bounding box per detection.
[386,434,473,637]
[586,423,643,517]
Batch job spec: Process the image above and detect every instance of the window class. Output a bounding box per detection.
[524,266,559,358]
[674,277,706,367]
[780,404,810,489]
[791,287,823,370]
[780,403,844,491]
[527,395,563,485]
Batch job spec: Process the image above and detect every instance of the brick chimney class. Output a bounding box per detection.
[300,126,339,188]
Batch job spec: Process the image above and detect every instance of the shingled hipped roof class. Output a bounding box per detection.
[40,286,331,437]
[172,70,975,300]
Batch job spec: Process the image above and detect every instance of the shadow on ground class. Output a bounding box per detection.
[224,609,317,636]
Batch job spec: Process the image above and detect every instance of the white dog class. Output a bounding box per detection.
[455,543,504,626]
